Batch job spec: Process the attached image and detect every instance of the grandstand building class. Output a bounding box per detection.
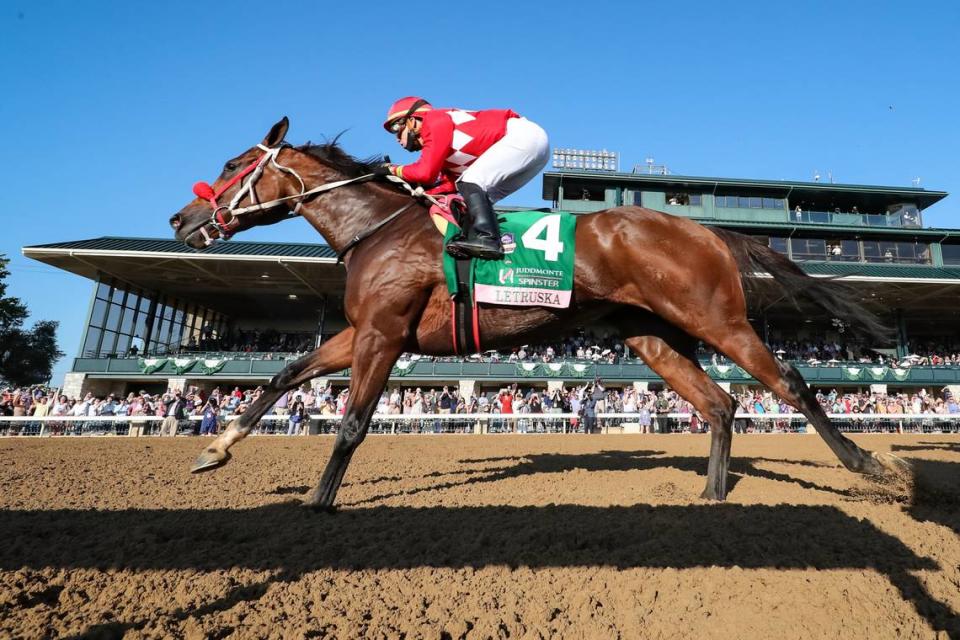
[23,162,960,400]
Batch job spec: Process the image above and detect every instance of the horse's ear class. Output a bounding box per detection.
[262,117,289,148]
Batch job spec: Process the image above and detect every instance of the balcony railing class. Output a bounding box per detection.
[791,210,921,229]
[70,356,960,386]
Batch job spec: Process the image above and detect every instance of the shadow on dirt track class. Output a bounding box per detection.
[344,449,848,506]
[3,448,959,637]
[2,504,958,636]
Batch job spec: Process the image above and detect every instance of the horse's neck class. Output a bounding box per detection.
[296,169,416,255]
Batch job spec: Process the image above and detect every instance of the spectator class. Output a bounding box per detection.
[287,399,305,436]
[160,390,189,436]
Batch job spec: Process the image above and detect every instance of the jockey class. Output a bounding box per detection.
[377,96,549,260]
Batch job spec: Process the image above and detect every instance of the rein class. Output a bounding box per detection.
[190,144,442,255]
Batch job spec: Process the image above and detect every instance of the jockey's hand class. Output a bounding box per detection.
[371,163,394,177]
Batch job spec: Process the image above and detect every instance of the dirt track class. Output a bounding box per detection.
[0,434,958,639]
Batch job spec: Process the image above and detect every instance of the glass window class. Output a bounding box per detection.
[105,303,122,331]
[173,307,184,325]
[139,296,152,314]
[96,281,111,300]
[170,324,184,347]
[942,243,960,265]
[162,303,174,321]
[98,331,118,357]
[154,317,169,346]
[769,237,788,254]
[791,238,827,260]
[896,242,917,260]
[115,333,132,356]
[689,194,702,206]
[82,329,102,357]
[124,291,139,310]
[840,240,860,262]
[120,307,135,335]
[879,242,897,261]
[133,312,147,338]
[90,298,108,328]
[110,287,125,305]
[762,197,778,209]
[748,197,762,209]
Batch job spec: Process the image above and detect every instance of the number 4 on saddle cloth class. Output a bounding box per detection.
[429,195,577,355]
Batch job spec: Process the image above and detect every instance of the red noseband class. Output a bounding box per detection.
[193,182,216,200]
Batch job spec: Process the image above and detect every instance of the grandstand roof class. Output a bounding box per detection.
[23,237,342,317]
[24,236,337,259]
[542,171,948,211]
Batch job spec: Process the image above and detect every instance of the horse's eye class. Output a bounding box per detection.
[224,162,238,172]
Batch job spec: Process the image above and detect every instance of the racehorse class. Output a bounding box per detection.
[170,117,906,510]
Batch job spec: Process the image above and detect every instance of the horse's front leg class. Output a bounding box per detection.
[304,325,406,511]
[191,328,355,472]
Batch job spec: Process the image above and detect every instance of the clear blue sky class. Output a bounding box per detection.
[2,1,958,384]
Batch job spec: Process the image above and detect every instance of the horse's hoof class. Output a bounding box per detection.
[872,451,912,477]
[302,500,337,514]
[191,447,231,473]
[699,488,726,501]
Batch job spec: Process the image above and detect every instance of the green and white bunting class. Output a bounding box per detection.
[391,360,415,377]
[200,359,226,375]
[172,358,196,375]
[137,358,167,374]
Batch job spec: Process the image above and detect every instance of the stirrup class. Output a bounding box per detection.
[445,242,473,260]
[447,238,504,261]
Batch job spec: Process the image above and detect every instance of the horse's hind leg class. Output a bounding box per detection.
[712,321,890,476]
[621,321,738,500]
[191,328,355,472]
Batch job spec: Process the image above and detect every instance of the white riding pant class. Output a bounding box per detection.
[458,117,550,203]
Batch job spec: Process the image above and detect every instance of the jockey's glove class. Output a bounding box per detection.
[371,163,394,177]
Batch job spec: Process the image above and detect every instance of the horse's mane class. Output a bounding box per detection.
[298,135,386,179]
[298,134,422,200]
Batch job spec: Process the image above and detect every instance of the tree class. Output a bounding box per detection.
[0,256,63,387]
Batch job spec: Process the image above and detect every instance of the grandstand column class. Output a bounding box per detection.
[895,309,908,358]
[315,295,327,348]
[458,380,483,433]
[62,372,86,401]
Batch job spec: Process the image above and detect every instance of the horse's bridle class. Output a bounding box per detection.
[190,142,443,254]
[191,143,310,246]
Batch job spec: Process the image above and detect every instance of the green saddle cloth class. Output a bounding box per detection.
[443,210,577,309]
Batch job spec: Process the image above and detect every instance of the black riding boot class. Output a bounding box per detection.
[446,182,504,261]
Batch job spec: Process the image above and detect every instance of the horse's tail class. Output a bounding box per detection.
[710,227,892,343]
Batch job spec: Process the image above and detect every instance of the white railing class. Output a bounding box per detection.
[0,413,958,436]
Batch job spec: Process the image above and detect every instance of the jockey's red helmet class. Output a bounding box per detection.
[383,96,432,132]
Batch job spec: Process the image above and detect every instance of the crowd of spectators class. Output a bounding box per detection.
[175,329,316,356]
[3,381,957,437]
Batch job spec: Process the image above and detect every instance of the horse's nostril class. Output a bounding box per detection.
[170,214,182,230]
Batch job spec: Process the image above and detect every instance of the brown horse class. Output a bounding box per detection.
[170,117,906,510]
